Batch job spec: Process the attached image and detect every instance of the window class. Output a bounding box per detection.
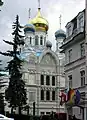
[35,35,39,45]
[52,76,55,86]
[46,76,50,85]
[29,92,35,101]
[46,91,50,100]
[80,92,85,99]
[80,43,85,57]
[41,112,45,115]
[67,26,72,36]
[46,112,50,115]
[52,91,55,100]
[68,49,72,62]
[44,37,46,45]
[41,75,44,85]
[80,70,85,86]
[41,90,44,100]
[40,36,43,45]
[68,75,72,88]
[30,37,32,44]
[79,16,83,29]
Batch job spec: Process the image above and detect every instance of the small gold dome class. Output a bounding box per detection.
[29,8,49,32]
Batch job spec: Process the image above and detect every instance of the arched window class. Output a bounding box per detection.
[52,76,55,86]
[46,75,50,85]
[30,37,32,44]
[40,36,43,45]
[44,37,46,45]
[52,91,55,100]
[46,91,50,100]
[41,75,44,85]
[35,35,39,45]
[41,90,44,100]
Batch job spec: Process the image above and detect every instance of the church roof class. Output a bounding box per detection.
[55,29,66,38]
[24,24,35,33]
[29,8,49,32]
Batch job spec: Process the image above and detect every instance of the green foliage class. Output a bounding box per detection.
[0,15,27,113]
[0,0,3,6]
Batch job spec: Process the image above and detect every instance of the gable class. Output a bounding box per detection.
[40,53,56,65]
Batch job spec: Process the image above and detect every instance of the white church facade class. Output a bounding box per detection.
[17,6,66,115]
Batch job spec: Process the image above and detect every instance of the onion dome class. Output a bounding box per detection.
[29,8,49,32]
[46,40,52,48]
[55,29,66,39]
[24,24,35,33]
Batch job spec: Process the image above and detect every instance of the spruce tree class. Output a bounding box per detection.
[0,0,3,6]
[0,15,27,114]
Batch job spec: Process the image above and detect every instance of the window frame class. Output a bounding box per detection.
[41,75,44,85]
[52,91,55,101]
[68,75,72,88]
[80,70,85,86]
[68,49,72,63]
[67,25,72,36]
[79,16,83,29]
[80,42,85,57]
[46,90,50,100]
[30,37,32,44]
[52,76,55,86]
[46,75,50,85]
[41,90,44,100]
[40,36,43,45]
[35,35,39,45]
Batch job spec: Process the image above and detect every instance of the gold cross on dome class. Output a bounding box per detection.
[38,0,40,9]
[28,8,31,19]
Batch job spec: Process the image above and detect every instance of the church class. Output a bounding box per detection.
[4,1,66,115]
[17,3,66,115]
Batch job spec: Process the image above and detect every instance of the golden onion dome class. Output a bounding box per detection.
[29,8,49,32]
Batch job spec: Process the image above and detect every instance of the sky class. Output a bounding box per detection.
[0,0,85,67]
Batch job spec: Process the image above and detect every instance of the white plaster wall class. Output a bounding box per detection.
[65,39,85,65]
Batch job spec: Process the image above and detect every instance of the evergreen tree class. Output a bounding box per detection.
[0,60,7,114]
[0,0,3,6]
[0,15,27,114]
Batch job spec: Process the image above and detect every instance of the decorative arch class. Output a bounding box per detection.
[39,50,59,65]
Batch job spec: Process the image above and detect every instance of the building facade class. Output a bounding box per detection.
[60,9,87,120]
[16,7,66,115]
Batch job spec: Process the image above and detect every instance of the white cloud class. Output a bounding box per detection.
[0,0,85,64]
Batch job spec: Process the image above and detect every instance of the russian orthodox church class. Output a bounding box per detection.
[17,5,66,115]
